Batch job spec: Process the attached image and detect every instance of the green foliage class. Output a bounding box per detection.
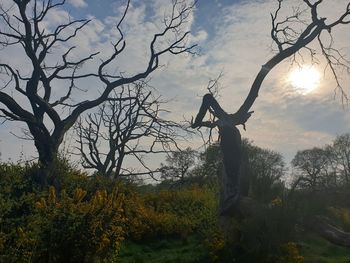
[196,143,222,179]
[299,234,350,263]
[117,237,209,263]
[191,140,286,203]
[242,139,286,203]
[2,134,350,262]
[33,187,126,262]
[291,133,350,190]
[160,148,198,181]
[274,242,305,263]
[292,147,330,190]
[0,162,126,262]
[125,185,218,241]
[0,162,41,262]
[238,201,298,262]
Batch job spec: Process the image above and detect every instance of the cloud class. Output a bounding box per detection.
[1,0,350,167]
[103,0,350,166]
[69,0,88,8]
[122,0,349,168]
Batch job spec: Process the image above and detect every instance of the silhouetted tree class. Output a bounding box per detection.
[160,147,198,182]
[291,133,350,190]
[0,0,196,181]
[330,133,350,184]
[193,1,350,132]
[191,0,350,246]
[243,140,285,203]
[76,83,183,178]
[197,143,222,178]
[235,0,350,123]
[292,147,329,191]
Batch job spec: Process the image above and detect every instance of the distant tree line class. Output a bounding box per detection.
[160,133,350,197]
[159,139,286,204]
[292,133,350,191]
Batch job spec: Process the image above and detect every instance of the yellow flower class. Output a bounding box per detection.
[271,197,283,206]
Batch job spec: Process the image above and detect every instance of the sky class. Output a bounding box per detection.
[0,0,350,169]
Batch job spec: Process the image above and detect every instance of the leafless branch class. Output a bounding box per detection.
[234,0,350,127]
[75,83,186,178]
[0,0,196,169]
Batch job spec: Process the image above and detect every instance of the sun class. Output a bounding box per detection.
[288,66,321,94]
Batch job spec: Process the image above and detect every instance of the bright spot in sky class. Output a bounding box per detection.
[288,66,321,94]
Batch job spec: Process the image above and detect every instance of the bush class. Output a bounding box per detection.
[0,162,126,262]
[238,199,297,261]
[0,163,41,262]
[125,185,218,241]
[32,186,126,262]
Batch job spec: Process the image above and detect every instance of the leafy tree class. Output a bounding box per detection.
[189,140,286,201]
[291,133,350,190]
[160,147,198,182]
[242,140,285,202]
[194,143,222,179]
[292,147,329,191]
[330,133,350,185]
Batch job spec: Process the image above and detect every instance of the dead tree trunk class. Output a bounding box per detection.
[191,94,246,218]
[191,0,350,250]
[311,216,350,248]
[0,0,196,184]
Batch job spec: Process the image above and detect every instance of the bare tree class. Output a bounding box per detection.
[76,83,183,178]
[191,0,350,246]
[0,0,196,178]
[232,0,350,127]
[191,1,350,195]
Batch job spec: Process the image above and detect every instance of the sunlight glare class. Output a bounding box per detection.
[288,66,321,94]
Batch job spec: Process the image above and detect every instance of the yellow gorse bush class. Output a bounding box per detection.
[271,197,283,207]
[278,242,305,263]
[204,230,226,263]
[124,186,217,241]
[0,162,309,262]
[33,186,126,262]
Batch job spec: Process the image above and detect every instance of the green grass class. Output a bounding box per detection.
[116,236,211,263]
[116,234,350,263]
[300,234,350,263]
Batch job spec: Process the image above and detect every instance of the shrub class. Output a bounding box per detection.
[0,162,127,262]
[0,163,40,262]
[32,187,126,262]
[266,242,304,263]
[239,203,297,259]
[124,185,218,241]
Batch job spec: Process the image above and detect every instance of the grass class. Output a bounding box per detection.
[116,233,350,263]
[116,236,211,263]
[299,234,350,263]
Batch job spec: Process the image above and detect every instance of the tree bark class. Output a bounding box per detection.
[30,125,63,186]
[310,216,350,248]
